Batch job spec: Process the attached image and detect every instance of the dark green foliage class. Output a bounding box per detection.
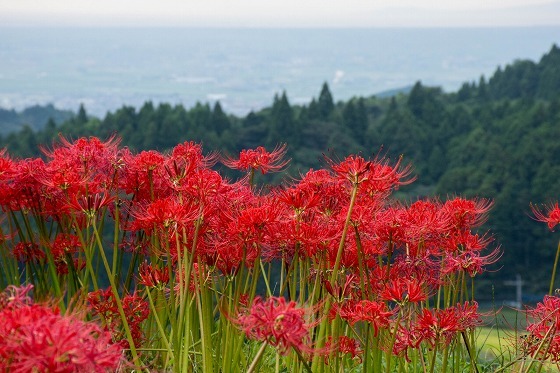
[0,104,73,135]
[317,82,335,120]
[2,45,560,297]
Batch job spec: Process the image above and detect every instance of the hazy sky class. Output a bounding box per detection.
[1,0,560,27]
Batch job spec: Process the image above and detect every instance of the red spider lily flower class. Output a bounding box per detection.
[6,158,49,212]
[327,153,414,191]
[42,135,120,168]
[380,277,428,304]
[443,230,494,254]
[334,336,362,359]
[12,242,45,264]
[276,186,321,216]
[323,274,359,303]
[235,296,311,354]
[443,247,502,276]
[130,196,198,234]
[65,192,115,220]
[525,295,560,361]
[169,141,218,173]
[48,233,84,275]
[138,261,170,287]
[415,302,481,348]
[88,287,149,349]
[120,149,170,201]
[399,199,450,249]
[531,202,560,231]
[442,197,493,230]
[323,336,363,363]
[335,300,394,336]
[0,285,123,372]
[328,154,372,185]
[390,324,424,361]
[177,168,226,204]
[362,155,415,195]
[0,149,16,207]
[223,144,290,174]
[0,284,34,310]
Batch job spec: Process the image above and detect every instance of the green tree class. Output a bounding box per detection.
[211,102,231,136]
[317,82,334,120]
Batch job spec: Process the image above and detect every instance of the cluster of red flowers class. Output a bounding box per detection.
[525,295,560,362]
[0,136,507,368]
[87,287,149,349]
[236,296,310,355]
[524,200,560,363]
[0,285,122,372]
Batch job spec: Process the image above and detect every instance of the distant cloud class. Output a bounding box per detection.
[1,0,559,27]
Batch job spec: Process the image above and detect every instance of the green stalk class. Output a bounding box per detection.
[247,342,268,373]
[92,221,141,368]
[196,263,214,373]
[548,239,560,295]
[386,312,403,373]
[329,183,359,285]
[145,287,173,359]
[312,183,359,372]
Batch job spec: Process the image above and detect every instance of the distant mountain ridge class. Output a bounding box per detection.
[0,104,74,135]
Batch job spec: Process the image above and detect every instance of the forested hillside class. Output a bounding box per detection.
[0,104,73,135]
[1,45,559,298]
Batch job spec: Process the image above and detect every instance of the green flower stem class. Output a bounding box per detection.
[329,182,359,285]
[312,183,359,372]
[548,239,560,295]
[145,287,173,360]
[196,264,214,373]
[92,221,141,368]
[247,342,268,373]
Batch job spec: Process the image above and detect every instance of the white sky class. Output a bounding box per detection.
[1,0,559,27]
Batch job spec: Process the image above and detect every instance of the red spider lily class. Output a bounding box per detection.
[323,274,359,303]
[235,296,311,355]
[177,168,226,204]
[361,156,415,195]
[531,202,560,231]
[390,324,424,361]
[42,134,120,169]
[130,196,199,233]
[323,336,363,363]
[525,295,560,361]
[327,153,414,191]
[415,302,481,348]
[380,277,428,304]
[0,149,16,207]
[276,186,321,216]
[443,246,502,276]
[88,287,149,349]
[138,261,170,287]
[223,144,290,174]
[12,242,45,264]
[442,230,494,254]
[65,192,115,220]
[335,300,394,336]
[48,233,84,275]
[399,199,450,249]
[168,141,218,175]
[0,284,34,310]
[442,197,493,230]
[328,155,372,185]
[0,285,122,372]
[120,149,170,201]
[5,158,48,212]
